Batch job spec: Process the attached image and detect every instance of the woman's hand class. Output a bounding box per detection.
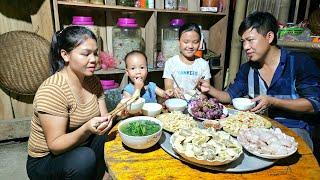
[86,116,113,135]
[164,89,174,98]
[173,87,184,99]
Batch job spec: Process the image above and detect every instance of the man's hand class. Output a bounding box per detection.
[251,95,275,113]
[197,79,211,93]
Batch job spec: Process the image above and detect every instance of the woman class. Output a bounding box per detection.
[26,26,113,180]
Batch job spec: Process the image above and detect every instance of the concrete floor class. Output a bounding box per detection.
[0,140,28,180]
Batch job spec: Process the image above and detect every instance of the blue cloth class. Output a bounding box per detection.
[123,82,157,103]
[227,48,320,132]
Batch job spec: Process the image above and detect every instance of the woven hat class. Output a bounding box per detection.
[0,31,51,95]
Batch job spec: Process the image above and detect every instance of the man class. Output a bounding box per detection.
[198,11,320,150]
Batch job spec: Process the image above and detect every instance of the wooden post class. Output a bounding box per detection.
[227,0,247,86]
[188,0,200,11]
[155,0,164,9]
[278,0,291,24]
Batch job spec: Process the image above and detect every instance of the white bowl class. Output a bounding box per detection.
[142,103,163,117]
[165,98,187,112]
[118,116,163,149]
[232,98,255,111]
[125,97,145,114]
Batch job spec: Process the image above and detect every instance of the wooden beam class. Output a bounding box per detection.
[227,0,247,86]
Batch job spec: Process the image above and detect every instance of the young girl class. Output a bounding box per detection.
[162,23,211,98]
[27,26,112,180]
[122,50,173,103]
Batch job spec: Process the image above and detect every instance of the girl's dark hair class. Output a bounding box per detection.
[124,50,147,68]
[238,11,278,45]
[178,23,201,40]
[49,26,97,74]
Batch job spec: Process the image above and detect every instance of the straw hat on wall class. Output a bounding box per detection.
[0,31,51,95]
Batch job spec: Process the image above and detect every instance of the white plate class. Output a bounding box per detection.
[237,128,298,160]
[159,131,277,172]
[240,144,297,160]
[187,105,228,121]
[170,135,242,166]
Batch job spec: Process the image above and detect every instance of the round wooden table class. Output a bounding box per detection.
[104,119,319,179]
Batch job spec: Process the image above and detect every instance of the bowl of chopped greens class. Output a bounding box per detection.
[118,116,163,149]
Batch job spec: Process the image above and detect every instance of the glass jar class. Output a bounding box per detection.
[165,0,177,10]
[72,16,99,37]
[162,18,185,60]
[90,0,104,4]
[201,0,218,7]
[112,18,142,69]
[178,0,188,11]
[117,0,135,6]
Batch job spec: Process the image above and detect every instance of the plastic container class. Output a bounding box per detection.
[72,16,98,37]
[178,0,188,11]
[117,0,135,6]
[278,27,304,39]
[165,0,177,10]
[201,0,218,12]
[162,19,185,60]
[90,0,104,4]
[201,0,218,7]
[112,18,142,69]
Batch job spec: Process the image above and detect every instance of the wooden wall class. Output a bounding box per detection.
[0,0,53,139]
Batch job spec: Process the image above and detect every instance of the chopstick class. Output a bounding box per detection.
[192,76,205,90]
[109,89,141,118]
[171,74,190,102]
[171,74,181,90]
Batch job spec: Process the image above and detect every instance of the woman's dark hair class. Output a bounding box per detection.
[124,50,148,68]
[178,23,201,40]
[49,26,97,74]
[238,11,278,45]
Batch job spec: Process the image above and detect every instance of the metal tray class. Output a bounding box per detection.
[159,131,277,172]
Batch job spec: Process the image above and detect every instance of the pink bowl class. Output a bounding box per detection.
[100,80,115,86]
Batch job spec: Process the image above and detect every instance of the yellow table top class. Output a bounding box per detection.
[104,118,319,180]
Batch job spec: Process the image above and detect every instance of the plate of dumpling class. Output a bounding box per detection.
[237,128,298,159]
[170,127,243,166]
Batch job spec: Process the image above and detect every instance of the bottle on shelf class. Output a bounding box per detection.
[177,0,188,11]
[162,18,185,60]
[71,16,99,37]
[116,0,135,6]
[165,0,178,10]
[195,25,205,58]
[112,18,142,69]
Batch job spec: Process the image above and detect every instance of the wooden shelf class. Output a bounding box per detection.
[57,1,227,16]
[94,67,164,75]
[94,66,223,75]
[278,41,320,49]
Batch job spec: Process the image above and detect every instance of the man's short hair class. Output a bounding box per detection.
[238,11,279,45]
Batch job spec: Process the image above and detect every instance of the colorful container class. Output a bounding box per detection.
[112,18,142,69]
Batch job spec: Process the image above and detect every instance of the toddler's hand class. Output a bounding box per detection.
[134,78,144,90]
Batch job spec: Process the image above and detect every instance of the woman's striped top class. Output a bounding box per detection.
[28,71,105,158]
